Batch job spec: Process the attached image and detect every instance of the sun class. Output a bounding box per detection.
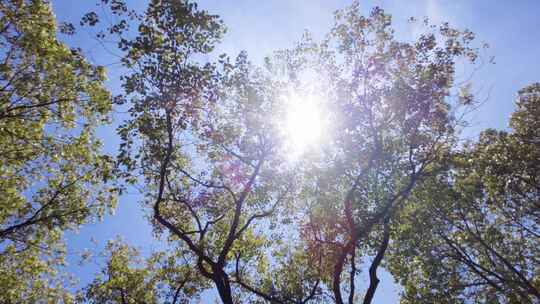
[283,93,325,155]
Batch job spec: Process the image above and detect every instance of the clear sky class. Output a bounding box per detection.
[51,0,540,302]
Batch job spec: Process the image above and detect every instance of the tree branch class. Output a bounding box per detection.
[362,220,390,304]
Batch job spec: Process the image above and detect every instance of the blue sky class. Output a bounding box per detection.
[52,0,540,302]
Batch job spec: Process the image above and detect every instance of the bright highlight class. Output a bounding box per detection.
[284,94,324,155]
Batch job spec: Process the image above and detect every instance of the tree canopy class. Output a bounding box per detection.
[0,0,115,302]
[0,0,538,303]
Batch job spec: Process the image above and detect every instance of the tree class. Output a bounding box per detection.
[83,238,208,304]
[273,3,482,303]
[386,83,540,304]
[0,0,115,301]
[81,0,326,301]
[86,0,283,302]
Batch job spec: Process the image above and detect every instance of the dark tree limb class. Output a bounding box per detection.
[171,275,189,304]
[362,220,390,304]
[0,178,80,239]
[333,173,418,304]
[348,248,356,304]
[217,157,264,267]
